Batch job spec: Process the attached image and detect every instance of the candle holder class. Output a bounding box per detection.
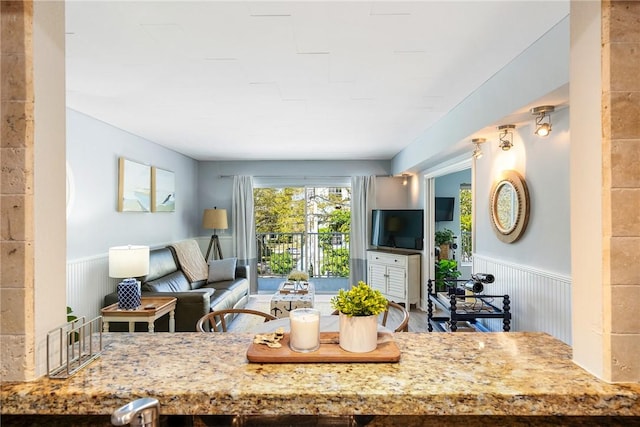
[289,308,320,353]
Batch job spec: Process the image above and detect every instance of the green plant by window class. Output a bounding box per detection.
[67,306,77,323]
[434,259,461,292]
[435,228,455,246]
[67,306,79,344]
[330,281,388,316]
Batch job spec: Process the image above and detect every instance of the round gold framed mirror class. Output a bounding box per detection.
[489,170,530,243]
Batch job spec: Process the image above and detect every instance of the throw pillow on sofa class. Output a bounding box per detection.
[208,257,237,282]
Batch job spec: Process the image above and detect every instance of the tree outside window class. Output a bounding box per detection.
[254,187,351,279]
[459,185,472,262]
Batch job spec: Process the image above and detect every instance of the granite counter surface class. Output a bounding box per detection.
[2,332,640,417]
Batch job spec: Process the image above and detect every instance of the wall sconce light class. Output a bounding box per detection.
[497,124,516,151]
[402,174,409,186]
[531,105,554,137]
[471,138,486,159]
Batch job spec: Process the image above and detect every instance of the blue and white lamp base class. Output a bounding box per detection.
[117,279,141,310]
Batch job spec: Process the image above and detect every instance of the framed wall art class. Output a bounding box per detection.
[151,167,175,212]
[117,157,151,212]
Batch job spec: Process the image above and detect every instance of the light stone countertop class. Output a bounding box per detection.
[2,332,640,417]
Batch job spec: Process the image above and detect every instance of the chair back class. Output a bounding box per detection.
[381,301,410,332]
[330,301,410,332]
[196,308,276,332]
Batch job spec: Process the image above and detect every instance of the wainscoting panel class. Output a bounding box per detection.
[473,255,572,345]
[67,238,218,321]
[67,255,116,320]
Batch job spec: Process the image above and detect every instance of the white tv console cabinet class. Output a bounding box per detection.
[367,249,421,308]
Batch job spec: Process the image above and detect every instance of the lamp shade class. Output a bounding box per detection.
[202,208,228,230]
[108,245,150,278]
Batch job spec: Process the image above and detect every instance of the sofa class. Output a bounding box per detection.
[103,242,249,332]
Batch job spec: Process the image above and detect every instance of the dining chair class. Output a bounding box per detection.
[196,309,276,332]
[382,301,410,332]
[331,301,410,333]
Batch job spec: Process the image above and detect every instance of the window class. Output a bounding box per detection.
[459,184,472,263]
[253,186,351,292]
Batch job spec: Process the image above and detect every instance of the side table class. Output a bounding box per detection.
[101,297,177,333]
[270,282,315,318]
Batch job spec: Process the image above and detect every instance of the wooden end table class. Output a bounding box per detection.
[101,297,177,333]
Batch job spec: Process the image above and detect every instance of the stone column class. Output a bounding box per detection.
[602,0,640,382]
[0,0,36,381]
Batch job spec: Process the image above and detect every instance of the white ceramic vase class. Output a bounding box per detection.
[338,312,378,353]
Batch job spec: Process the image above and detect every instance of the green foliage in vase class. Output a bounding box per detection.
[330,281,388,316]
[287,270,309,282]
[67,306,79,344]
[67,306,77,323]
[434,228,455,246]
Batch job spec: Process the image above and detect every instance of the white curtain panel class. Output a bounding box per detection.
[350,176,376,286]
[232,176,258,293]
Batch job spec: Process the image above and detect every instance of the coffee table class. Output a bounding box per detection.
[270,282,315,318]
[101,297,177,333]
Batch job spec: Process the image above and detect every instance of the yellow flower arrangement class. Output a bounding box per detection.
[330,281,388,317]
[287,270,309,282]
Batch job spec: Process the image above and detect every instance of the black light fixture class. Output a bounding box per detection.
[497,125,516,151]
[531,105,555,137]
[471,138,486,159]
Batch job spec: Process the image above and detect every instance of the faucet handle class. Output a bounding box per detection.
[111,397,160,427]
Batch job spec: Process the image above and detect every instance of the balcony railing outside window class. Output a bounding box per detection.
[255,232,349,293]
[256,232,349,279]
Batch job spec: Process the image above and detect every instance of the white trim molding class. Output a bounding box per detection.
[473,254,572,344]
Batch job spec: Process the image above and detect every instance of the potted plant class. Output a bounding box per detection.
[434,259,461,293]
[287,270,309,291]
[435,228,455,260]
[67,306,79,344]
[331,281,388,353]
[287,270,309,282]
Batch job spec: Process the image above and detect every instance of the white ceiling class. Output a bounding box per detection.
[65,1,570,161]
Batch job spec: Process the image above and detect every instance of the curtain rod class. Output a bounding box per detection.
[218,174,392,179]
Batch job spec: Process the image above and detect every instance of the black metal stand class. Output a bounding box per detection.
[205,235,223,261]
[427,278,511,332]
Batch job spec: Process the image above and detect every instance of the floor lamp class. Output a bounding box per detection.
[202,208,228,261]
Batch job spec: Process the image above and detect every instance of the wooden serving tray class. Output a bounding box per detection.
[246,332,401,363]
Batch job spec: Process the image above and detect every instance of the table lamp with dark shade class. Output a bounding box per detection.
[108,245,150,310]
[202,207,228,261]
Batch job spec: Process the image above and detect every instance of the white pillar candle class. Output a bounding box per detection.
[289,308,320,352]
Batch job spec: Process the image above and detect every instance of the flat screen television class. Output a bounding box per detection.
[435,197,455,222]
[371,209,424,250]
